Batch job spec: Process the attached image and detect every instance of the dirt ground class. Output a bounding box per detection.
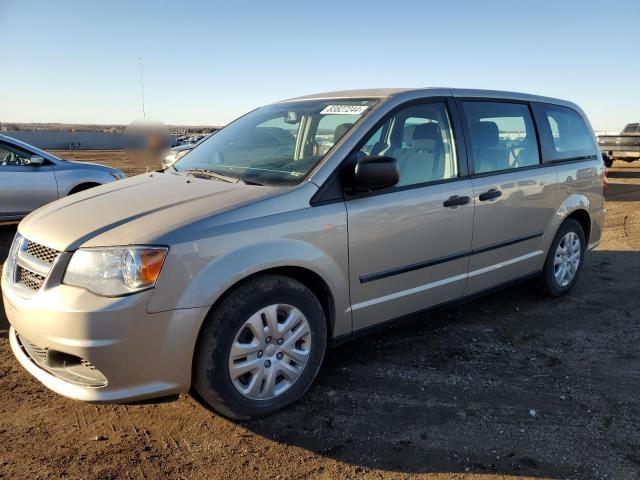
[1,151,639,480]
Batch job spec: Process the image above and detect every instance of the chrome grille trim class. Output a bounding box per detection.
[16,247,52,277]
[9,237,62,296]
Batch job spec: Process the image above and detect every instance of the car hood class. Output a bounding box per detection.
[18,172,288,251]
[65,159,113,168]
[63,160,124,174]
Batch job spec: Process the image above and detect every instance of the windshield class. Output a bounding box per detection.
[173,99,377,185]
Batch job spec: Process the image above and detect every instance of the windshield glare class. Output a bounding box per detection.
[173,99,377,185]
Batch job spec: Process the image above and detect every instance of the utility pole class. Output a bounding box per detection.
[139,56,146,118]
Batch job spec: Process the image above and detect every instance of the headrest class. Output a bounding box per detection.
[411,123,441,149]
[471,121,499,147]
[334,123,353,143]
[404,125,416,146]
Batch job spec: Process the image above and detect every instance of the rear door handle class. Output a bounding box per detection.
[478,189,502,201]
[443,195,471,208]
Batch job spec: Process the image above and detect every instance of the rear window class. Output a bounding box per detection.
[534,104,596,161]
[623,124,639,134]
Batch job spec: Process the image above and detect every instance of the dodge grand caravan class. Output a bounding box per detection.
[2,88,605,419]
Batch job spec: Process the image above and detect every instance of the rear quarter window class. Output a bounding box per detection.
[533,103,597,162]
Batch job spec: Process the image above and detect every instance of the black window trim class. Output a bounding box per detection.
[310,96,470,205]
[454,97,544,178]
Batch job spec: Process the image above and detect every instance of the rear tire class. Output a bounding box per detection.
[540,218,586,297]
[193,274,327,420]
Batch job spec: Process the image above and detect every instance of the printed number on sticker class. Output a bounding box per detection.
[320,105,369,115]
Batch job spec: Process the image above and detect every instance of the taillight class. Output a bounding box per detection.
[603,166,608,196]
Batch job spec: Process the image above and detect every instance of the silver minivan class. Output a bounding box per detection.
[2,88,605,419]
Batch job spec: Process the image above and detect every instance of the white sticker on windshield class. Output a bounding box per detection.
[320,105,369,115]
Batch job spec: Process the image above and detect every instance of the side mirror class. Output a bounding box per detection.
[28,155,45,166]
[352,155,399,193]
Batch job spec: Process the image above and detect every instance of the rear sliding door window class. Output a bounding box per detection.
[533,104,597,161]
[462,102,540,174]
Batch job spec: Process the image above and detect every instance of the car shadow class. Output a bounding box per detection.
[237,250,640,477]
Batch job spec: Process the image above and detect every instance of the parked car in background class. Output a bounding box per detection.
[0,134,126,221]
[598,123,640,167]
[3,88,605,419]
[162,133,214,168]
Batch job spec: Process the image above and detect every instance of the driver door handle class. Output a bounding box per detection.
[478,189,502,201]
[443,195,471,208]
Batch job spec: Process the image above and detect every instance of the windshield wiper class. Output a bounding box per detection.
[182,168,238,184]
[241,179,264,186]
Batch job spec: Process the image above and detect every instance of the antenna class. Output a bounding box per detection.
[138,56,146,118]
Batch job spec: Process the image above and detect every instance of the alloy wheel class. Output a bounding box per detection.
[553,231,581,287]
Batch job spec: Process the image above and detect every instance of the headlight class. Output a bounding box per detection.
[63,246,168,296]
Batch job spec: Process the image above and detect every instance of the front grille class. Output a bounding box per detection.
[17,266,46,291]
[10,238,62,295]
[25,241,60,264]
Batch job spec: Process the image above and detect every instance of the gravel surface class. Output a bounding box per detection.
[0,153,639,479]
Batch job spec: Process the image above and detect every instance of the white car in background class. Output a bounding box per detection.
[163,133,215,168]
[0,134,126,221]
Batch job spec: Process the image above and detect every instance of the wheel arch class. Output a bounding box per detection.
[67,182,102,195]
[540,194,594,263]
[565,208,591,243]
[199,266,336,340]
[187,264,337,396]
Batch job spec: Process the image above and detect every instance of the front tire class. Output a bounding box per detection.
[193,274,327,419]
[540,218,586,297]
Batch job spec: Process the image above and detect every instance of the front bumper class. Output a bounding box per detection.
[2,264,208,402]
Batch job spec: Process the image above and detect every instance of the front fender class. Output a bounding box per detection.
[148,203,351,337]
[54,168,118,196]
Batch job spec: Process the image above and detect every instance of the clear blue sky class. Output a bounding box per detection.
[1,0,638,130]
